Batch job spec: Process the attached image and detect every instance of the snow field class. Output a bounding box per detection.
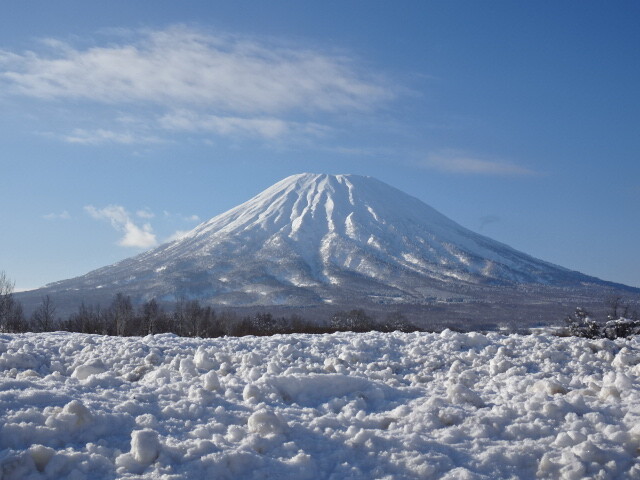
[1,330,640,479]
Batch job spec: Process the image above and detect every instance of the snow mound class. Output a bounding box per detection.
[247,409,286,435]
[259,373,392,408]
[115,429,161,474]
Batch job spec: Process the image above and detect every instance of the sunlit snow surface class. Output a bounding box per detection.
[2,331,640,479]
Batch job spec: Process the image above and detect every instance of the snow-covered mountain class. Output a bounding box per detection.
[19,174,632,310]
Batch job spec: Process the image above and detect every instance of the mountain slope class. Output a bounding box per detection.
[20,173,634,310]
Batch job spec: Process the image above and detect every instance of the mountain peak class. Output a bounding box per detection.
[189,172,451,242]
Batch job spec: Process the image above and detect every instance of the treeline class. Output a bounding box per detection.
[0,275,420,337]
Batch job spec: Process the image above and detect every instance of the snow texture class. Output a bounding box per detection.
[2,330,640,479]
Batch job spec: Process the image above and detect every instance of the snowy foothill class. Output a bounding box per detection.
[1,330,640,479]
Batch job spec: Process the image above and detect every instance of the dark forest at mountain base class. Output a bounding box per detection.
[5,287,640,339]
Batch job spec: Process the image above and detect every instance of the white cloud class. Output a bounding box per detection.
[136,209,155,219]
[61,128,164,145]
[85,205,157,248]
[163,211,201,223]
[166,230,190,242]
[422,150,536,176]
[1,26,392,145]
[158,110,327,140]
[43,210,71,220]
[0,26,391,115]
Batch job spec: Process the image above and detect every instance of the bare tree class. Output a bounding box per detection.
[6,302,27,332]
[218,310,240,336]
[62,302,102,334]
[110,293,133,336]
[183,300,209,337]
[141,298,162,335]
[607,295,625,320]
[0,271,27,332]
[0,271,14,332]
[173,295,186,336]
[31,295,57,332]
[606,295,622,320]
[201,306,222,337]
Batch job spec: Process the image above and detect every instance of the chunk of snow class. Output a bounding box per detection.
[247,409,285,435]
[203,370,221,391]
[72,361,107,380]
[28,445,55,472]
[131,429,160,464]
[243,383,262,403]
[45,400,93,430]
[194,346,215,370]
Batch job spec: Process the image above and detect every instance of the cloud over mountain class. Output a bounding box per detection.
[85,205,157,249]
[423,150,535,176]
[0,26,393,144]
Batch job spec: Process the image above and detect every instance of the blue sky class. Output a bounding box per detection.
[1,1,639,290]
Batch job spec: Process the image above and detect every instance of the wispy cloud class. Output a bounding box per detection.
[85,205,157,248]
[61,128,164,145]
[0,25,393,144]
[1,26,390,111]
[422,150,536,176]
[166,230,191,242]
[163,211,201,223]
[42,210,71,220]
[158,110,328,140]
[136,208,155,219]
